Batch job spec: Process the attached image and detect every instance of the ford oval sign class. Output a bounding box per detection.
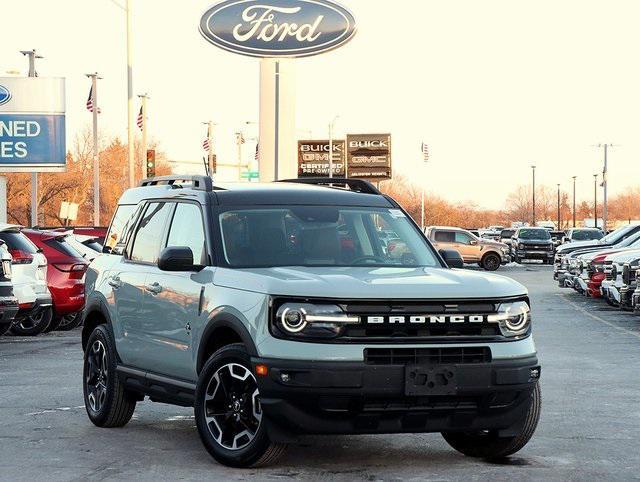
[0,85,11,106]
[199,0,357,58]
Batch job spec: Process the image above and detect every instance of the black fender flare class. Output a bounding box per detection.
[196,313,259,374]
[81,294,113,350]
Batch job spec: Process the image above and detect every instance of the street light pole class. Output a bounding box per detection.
[531,165,536,226]
[557,183,561,230]
[126,0,135,188]
[593,174,598,229]
[21,49,43,227]
[572,176,577,227]
[86,72,101,226]
[602,144,608,231]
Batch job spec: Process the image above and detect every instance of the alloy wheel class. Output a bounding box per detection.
[85,340,108,412]
[203,363,262,451]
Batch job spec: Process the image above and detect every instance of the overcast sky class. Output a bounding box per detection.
[2,0,639,209]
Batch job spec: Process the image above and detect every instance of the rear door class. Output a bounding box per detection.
[114,201,174,369]
[139,201,210,380]
[431,230,458,255]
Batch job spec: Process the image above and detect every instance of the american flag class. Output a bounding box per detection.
[254,143,259,161]
[236,132,246,145]
[86,85,101,114]
[421,142,429,162]
[202,138,210,152]
[136,106,144,130]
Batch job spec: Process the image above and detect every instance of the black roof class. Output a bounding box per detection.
[126,176,394,208]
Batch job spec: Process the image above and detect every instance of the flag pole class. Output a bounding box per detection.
[138,93,149,170]
[86,72,101,226]
[126,0,135,188]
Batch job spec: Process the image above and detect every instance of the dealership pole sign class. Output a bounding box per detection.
[298,139,345,177]
[346,134,392,181]
[199,0,357,58]
[0,77,66,172]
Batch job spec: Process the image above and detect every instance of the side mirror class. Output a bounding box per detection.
[469,239,478,245]
[158,246,195,272]
[439,249,464,269]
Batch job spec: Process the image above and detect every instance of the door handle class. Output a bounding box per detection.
[108,277,122,289]
[145,282,163,295]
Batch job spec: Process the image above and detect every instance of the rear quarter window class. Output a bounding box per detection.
[0,232,39,254]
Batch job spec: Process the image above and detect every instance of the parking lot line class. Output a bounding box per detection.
[562,294,640,340]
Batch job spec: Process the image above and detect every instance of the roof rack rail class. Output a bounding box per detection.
[278,177,382,195]
[140,175,215,192]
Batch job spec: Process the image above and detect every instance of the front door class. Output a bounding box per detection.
[454,231,480,262]
[139,202,211,381]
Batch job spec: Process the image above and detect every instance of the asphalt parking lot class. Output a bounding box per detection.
[1,264,639,481]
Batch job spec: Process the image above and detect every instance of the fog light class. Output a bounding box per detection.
[280,373,291,383]
[530,367,541,380]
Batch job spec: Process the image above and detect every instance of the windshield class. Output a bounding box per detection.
[501,229,515,238]
[614,230,640,248]
[601,224,637,244]
[219,206,441,268]
[518,229,551,240]
[572,230,603,241]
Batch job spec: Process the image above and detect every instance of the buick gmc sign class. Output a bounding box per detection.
[199,0,357,57]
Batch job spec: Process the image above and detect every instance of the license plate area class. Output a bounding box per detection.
[405,364,457,396]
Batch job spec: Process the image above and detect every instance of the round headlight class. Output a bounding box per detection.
[280,307,307,333]
[488,301,531,337]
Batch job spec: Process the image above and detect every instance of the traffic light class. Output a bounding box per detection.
[146,149,156,178]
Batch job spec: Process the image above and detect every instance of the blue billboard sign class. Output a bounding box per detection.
[199,0,357,58]
[0,114,66,168]
[0,78,66,172]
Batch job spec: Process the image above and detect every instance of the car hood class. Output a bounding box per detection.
[604,249,640,264]
[213,266,526,299]
[579,248,629,262]
[557,240,605,253]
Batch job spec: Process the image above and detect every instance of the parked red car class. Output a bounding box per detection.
[22,229,89,331]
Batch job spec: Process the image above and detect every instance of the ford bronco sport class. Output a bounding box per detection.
[81,176,541,468]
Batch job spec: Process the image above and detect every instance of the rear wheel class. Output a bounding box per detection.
[481,253,501,271]
[83,324,136,427]
[10,307,52,336]
[194,344,287,468]
[442,382,541,459]
[57,312,83,331]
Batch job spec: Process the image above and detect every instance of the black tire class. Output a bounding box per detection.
[44,314,64,333]
[442,381,541,459]
[481,253,501,271]
[57,312,83,331]
[0,323,11,336]
[83,324,136,427]
[195,343,287,468]
[10,307,53,336]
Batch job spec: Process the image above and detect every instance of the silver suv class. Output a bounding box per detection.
[82,176,541,468]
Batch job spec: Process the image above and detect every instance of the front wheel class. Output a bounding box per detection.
[481,253,501,271]
[10,307,52,336]
[194,344,287,468]
[442,381,541,459]
[83,324,136,427]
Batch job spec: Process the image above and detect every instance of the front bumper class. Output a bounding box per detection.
[252,354,540,439]
[516,250,554,261]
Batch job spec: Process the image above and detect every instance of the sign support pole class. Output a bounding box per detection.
[21,49,43,227]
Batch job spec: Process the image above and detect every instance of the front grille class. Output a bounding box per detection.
[364,347,492,365]
[623,264,638,285]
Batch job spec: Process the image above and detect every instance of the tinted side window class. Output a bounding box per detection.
[104,204,138,255]
[130,202,173,264]
[0,232,38,254]
[434,231,455,243]
[166,203,207,265]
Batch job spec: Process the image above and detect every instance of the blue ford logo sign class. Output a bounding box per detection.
[199,0,357,58]
[0,85,11,106]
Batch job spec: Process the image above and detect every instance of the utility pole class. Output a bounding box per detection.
[138,93,149,169]
[86,73,101,226]
[572,176,577,227]
[126,0,135,188]
[328,115,339,179]
[531,165,536,226]
[21,49,43,227]
[557,183,561,230]
[593,174,598,229]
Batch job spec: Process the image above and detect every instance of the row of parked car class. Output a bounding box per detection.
[554,223,640,313]
[0,225,105,336]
